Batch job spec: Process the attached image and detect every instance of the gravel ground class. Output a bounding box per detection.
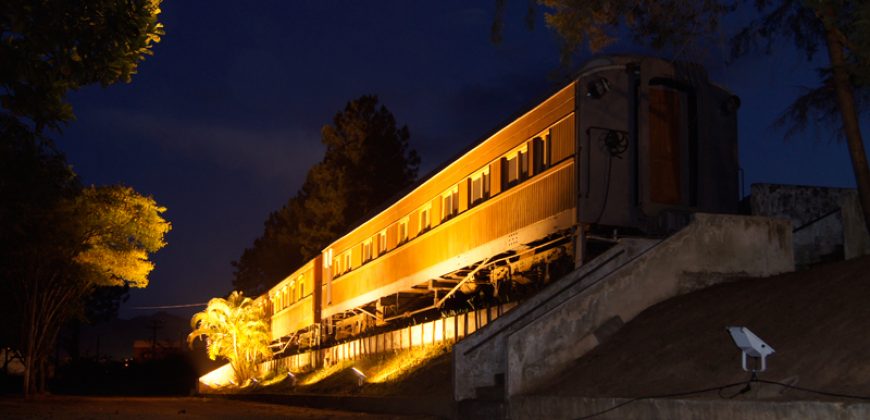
[0,396,434,420]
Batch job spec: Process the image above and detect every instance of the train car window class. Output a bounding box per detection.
[377,230,387,255]
[520,150,529,178]
[343,251,352,273]
[324,249,333,268]
[419,203,432,232]
[362,238,373,262]
[469,167,491,205]
[503,144,529,189]
[398,217,409,244]
[533,133,551,174]
[442,186,459,220]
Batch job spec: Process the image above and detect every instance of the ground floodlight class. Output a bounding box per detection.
[726,326,775,372]
[351,367,366,386]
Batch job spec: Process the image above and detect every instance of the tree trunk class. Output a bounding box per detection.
[821,8,870,236]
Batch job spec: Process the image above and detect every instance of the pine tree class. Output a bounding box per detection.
[232,95,419,294]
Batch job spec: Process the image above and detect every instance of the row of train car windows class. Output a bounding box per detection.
[331,131,553,278]
[272,275,306,313]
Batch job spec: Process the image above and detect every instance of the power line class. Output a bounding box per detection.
[131,303,207,309]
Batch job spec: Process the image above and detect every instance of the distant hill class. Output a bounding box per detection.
[78,311,191,360]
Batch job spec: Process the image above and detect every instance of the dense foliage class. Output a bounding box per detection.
[232,95,420,295]
[0,0,164,132]
[188,291,272,384]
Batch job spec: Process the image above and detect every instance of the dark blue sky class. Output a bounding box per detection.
[56,1,867,319]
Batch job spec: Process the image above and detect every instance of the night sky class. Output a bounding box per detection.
[55,1,868,319]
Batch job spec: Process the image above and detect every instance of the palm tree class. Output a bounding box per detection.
[188,291,272,384]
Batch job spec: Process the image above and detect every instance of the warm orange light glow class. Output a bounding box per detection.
[367,344,448,384]
[199,363,234,388]
[299,360,353,385]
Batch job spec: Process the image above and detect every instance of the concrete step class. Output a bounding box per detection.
[475,384,504,401]
[457,398,505,420]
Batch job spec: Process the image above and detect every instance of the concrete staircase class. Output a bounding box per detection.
[454,236,661,418]
[453,214,794,419]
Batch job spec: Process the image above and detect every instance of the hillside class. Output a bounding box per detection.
[539,255,870,401]
[78,311,191,360]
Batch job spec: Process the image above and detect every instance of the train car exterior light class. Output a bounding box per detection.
[726,326,775,372]
[586,77,610,98]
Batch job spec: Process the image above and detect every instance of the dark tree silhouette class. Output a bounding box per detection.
[232,198,307,296]
[232,95,420,295]
[0,0,163,133]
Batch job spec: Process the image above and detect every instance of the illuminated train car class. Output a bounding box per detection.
[264,56,739,353]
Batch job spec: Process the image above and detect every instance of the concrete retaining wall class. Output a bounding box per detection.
[512,395,870,420]
[453,238,660,402]
[505,214,793,399]
[750,183,870,265]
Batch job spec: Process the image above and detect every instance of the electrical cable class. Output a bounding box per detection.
[717,374,755,399]
[572,380,749,420]
[590,129,628,225]
[573,375,870,420]
[753,379,870,401]
[592,154,612,225]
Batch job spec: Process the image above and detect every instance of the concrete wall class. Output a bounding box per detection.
[453,238,660,402]
[505,214,793,400]
[750,183,870,265]
[840,192,870,259]
[512,395,870,420]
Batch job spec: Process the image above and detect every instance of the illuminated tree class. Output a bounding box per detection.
[0,0,164,133]
[188,291,273,384]
[0,0,167,396]
[498,0,870,235]
[0,131,171,395]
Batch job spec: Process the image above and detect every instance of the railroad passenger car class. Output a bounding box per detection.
[263,56,740,354]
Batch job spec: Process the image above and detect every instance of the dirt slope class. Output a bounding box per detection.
[540,255,870,400]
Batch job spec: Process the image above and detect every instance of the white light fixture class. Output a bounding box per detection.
[351,367,366,386]
[726,326,775,372]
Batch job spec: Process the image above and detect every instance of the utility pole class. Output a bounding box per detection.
[147,319,164,360]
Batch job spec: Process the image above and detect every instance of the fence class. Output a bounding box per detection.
[262,302,517,376]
